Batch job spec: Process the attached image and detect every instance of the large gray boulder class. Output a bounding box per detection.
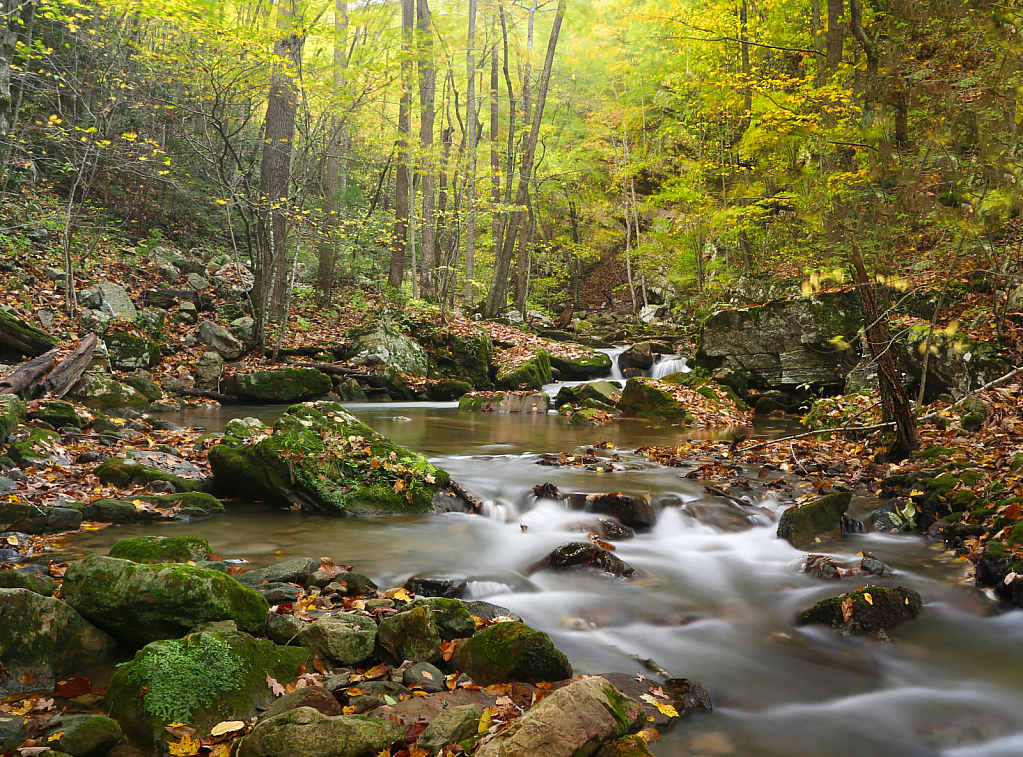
[95,283,138,320]
[227,368,332,403]
[0,588,120,696]
[196,320,244,360]
[293,613,377,665]
[62,555,269,647]
[346,322,429,376]
[696,291,862,390]
[475,677,646,757]
[70,372,149,410]
[238,707,405,757]
[903,326,1013,401]
[195,351,224,390]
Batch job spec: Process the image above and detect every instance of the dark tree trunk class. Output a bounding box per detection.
[0,349,58,395]
[389,0,415,290]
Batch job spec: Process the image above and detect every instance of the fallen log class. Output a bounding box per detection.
[43,333,99,398]
[281,362,367,377]
[171,387,240,405]
[0,309,60,357]
[142,288,214,311]
[0,348,59,395]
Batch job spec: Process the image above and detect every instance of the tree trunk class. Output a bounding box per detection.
[484,0,566,318]
[417,0,438,300]
[0,309,59,356]
[850,242,917,461]
[389,0,415,290]
[490,19,502,259]
[826,0,844,77]
[43,334,98,398]
[0,349,58,395]
[256,0,304,334]
[316,0,349,301]
[465,0,478,306]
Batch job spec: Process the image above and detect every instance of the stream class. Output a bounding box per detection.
[68,393,1023,757]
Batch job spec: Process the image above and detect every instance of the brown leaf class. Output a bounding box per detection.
[841,597,854,623]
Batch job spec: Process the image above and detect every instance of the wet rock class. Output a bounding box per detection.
[874,498,916,533]
[494,351,552,392]
[196,320,244,360]
[776,492,852,549]
[235,557,321,587]
[70,373,149,410]
[107,631,312,753]
[475,677,644,757]
[259,686,342,721]
[93,456,203,492]
[458,391,548,413]
[403,662,445,693]
[337,378,369,402]
[378,606,441,663]
[105,331,160,371]
[0,569,57,595]
[597,735,656,757]
[548,350,613,381]
[401,597,477,640]
[321,571,378,596]
[463,600,521,623]
[266,614,306,645]
[345,322,429,376]
[39,714,121,757]
[616,378,694,422]
[62,555,269,646]
[417,704,482,754]
[253,582,303,605]
[451,622,572,686]
[238,706,405,757]
[293,613,377,665]
[404,576,467,599]
[533,543,637,578]
[796,586,923,634]
[227,368,333,403]
[0,503,82,534]
[860,553,886,575]
[570,492,656,531]
[108,535,211,563]
[0,588,120,697]
[802,554,842,580]
[80,492,223,523]
[555,380,622,409]
[618,342,655,372]
[210,402,448,515]
[754,391,792,416]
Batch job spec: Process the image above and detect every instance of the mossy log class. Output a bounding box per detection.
[0,309,59,357]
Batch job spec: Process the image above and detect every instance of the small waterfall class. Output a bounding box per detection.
[650,355,691,379]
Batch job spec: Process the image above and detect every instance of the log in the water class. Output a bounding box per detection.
[43,333,99,398]
[172,387,241,404]
[0,309,60,357]
[0,348,59,395]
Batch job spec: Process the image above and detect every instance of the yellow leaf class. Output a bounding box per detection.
[168,734,199,757]
[391,588,412,602]
[478,707,494,734]
[654,702,679,718]
[48,732,65,742]
[342,705,356,715]
[6,535,18,546]
[863,592,873,606]
[209,720,245,737]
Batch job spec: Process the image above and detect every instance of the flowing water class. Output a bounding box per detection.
[71,401,1023,757]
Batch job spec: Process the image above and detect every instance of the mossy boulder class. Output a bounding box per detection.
[451,622,572,686]
[0,569,57,595]
[7,426,61,467]
[62,555,269,647]
[416,322,494,388]
[237,706,406,757]
[616,378,694,422]
[292,613,378,666]
[26,400,82,429]
[39,715,121,757]
[105,331,160,371]
[208,401,448,515]
[0,503,81,534]
[402,597,477,640]
[796,585,923,634]
[122,373,164,402]
[0,588,120,696]
[0,394,25,439]
[378,606,442,664]
[234,557,321,587]
[346,322,430,376]
[227,368,333,403]
[495,351,552,391]
[597,735,657,757]
[108,536,211,563]
[475,677,644,757]
[93,457,204,492]
[427,379,475,401]
[555,380,622,409]
[777,492,852,549]
[70,373,148,410]
[548,350,613,381]
[80,492,224,523]
[459,391,548,413]
[107,631,313,752]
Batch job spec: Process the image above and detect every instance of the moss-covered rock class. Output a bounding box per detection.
[616,378,694,422]
[70,373,148,410]
[27,400,83,429]
[458,392,548,413]
[107,631,313,752]
[105,331,160,371]
[402,597,477,640]
[62,555,269,647]
[0,569,57,595]
[415,321,494,388]
[346,322,430,376]
[597,735,657,757]
[237,706,406,757]
[548,350,613,381]
[451,622,572,686]
[0,503,81,534]
[0,394,25,439]
[796,586,923,634]
[108,536,211,563]
[292,613,378,666]
[427,379,475,401]
[80,492,224,523]
[555,380,622,409]
[378,606,442,664]
[0,588,119,696]
[122,374,164,402]
[227,368,333,403]
[495,351,552,391]
[208,401,448,515]
[39,715,121,757]
[93,457,204,492]
[777,492,852,549]
[0,309,59,356]
[7,426,60,467]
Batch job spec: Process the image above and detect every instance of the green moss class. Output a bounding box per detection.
[598,735,656,757]
[93,458,203,492]
[952,490,978,511]
[122,375,164,402]
[915,447,956,462]
[109,536,211,562]
[796,586,923,633]
[495,351,552,391]
[921,473,958,497]
[0,395,25,440]
[451,622,572,686]
[776,492,851,548]
[602,683,647,737]
[986,541,1008,561]
[106,331,160,370]
[1009,522,1023,547]
[7,427,60,466]
[232,368,333,403]
[617,378,695,422]
[547,351,612,381]
[27,400,82,429]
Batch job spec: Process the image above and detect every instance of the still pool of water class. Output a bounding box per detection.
[70,403,1023,757]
